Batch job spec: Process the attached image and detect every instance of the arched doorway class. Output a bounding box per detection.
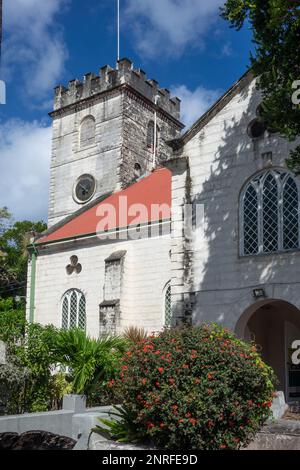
[236,299,300,404]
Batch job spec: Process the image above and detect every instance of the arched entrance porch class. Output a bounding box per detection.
[235,299,300,404]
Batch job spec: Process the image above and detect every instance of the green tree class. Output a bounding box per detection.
[0,219,47,297]
[0,207,11,235]
[221,1,300,172]
[0,297,25,344]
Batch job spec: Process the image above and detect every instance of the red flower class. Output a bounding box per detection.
[147,422,155,429]
[182,364,189,369]
[185,412,192,418]
[220,444,227,450]
[169,378,175,385]
[178,419,184,424]
[155,350,161,355]
[155,381,160,387]
[108,379,115,388]
[141,378,147,385]
[189,418,197,426]
[160,423,166,429]
[122,365,128,371]
[172,405,178,411]
[207,373,214,380]
[158,367,164,374]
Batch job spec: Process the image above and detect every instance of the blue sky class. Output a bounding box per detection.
[0,0,253,222]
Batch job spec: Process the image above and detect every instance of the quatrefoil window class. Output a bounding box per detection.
[66,255,82,275]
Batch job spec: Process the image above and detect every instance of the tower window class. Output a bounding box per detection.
[80,116,95,148]
[134,163,142,179]
[61,289,86,330]
[147,121,159,150]
[240,169,300,255]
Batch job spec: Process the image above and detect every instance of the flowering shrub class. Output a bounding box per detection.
[111,324,276,450]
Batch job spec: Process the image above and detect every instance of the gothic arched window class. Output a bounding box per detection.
[61,289,86,330]
[240,169,299,256]
[80,116,95,148]
[164,282,172,327]
[147,121,159,150]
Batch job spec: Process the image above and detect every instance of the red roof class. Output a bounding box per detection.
[38,168,171,244]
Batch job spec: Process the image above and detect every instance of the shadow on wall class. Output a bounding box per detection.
[185,79,300,331]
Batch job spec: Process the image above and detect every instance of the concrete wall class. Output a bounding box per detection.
[27,233,171,337]
[0,396,113,448]
[176,79,300,330]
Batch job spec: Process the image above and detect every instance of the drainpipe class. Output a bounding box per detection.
[29,241,38,324]
[153,95,160,169]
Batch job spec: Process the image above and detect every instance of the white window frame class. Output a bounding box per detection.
[61,289,86,330]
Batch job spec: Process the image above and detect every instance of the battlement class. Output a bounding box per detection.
[53,58,181,120]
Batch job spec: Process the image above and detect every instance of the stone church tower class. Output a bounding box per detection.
[48,58,183,226]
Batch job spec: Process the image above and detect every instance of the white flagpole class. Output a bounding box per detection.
[117,0,120,64]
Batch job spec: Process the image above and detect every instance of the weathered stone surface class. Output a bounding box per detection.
[87,432,155,451]
[0,431,76,450]
[0,341,6,365]
[245,420,300,450]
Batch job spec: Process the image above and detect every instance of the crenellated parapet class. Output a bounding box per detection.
[53,58,181,120]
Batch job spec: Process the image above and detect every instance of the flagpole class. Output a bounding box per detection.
[117,0,120,64]
[0,0,2,66]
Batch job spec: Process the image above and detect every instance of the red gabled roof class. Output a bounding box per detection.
[38,167,171,245]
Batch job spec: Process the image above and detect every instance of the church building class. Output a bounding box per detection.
[26,58,300,403]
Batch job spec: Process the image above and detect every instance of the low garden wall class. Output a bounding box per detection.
[0,395,113,448]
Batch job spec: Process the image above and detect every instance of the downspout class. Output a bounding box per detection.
[153,95,160,169]
[29,241,38,324]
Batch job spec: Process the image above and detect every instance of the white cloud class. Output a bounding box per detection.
[0,120,51,221]
[171,84,221,128]
[3,0,69,100]
[221,42,233,57]
[125,0,224,58]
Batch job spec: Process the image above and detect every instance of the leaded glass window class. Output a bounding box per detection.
[61,289,86,330]
[164,283,172,327]
[262,173,279,253]
[283,177,299,250]
[240,169,299,255]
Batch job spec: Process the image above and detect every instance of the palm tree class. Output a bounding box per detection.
[53,328,127,396]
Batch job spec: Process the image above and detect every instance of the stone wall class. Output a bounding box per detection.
[48,93,123,226]
[48,59,183,227]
